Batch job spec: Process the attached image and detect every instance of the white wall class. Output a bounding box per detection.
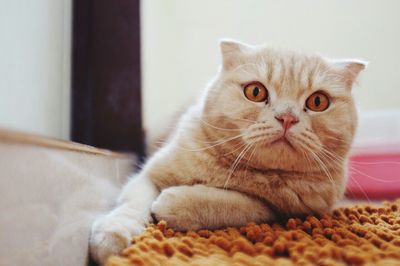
[0,0,71,139]
[141,0,400,141]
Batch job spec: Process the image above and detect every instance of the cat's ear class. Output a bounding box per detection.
[331,59,368,87]
[219,39,253,69]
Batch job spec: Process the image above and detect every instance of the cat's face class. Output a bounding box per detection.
[202,40,366,173]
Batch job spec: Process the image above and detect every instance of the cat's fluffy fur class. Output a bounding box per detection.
[90,40,366,264]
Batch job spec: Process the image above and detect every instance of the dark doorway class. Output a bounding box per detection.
[71,0,143,157]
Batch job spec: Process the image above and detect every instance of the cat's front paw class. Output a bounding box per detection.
[89,216,144,264]
[151,187,202,231]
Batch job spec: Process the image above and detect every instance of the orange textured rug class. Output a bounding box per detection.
[107,200,400,266]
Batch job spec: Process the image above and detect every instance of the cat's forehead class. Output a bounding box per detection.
[229,48,337,96]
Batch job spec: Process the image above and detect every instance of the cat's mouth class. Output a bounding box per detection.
[271,136,296,151]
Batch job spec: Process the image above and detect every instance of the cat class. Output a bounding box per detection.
[89,40,366,264]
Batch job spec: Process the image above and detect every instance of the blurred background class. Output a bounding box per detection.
[0,0,399,157]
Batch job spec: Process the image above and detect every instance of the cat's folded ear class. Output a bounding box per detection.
[331,59,368,87]
[219,39,253,70]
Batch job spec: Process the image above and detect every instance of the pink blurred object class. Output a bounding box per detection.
[345,111,400,200]
[346,144,400,200]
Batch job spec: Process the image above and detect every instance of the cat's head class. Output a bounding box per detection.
[201,40,366,173]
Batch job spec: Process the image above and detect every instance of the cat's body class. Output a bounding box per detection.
[90,40,366,264]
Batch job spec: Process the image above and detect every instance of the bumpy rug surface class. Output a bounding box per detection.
[107,200,400,266]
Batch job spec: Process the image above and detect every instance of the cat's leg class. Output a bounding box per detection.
[151,185,274,231]
[89,174,159,264]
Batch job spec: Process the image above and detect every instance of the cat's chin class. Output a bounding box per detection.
[246,144,308,172]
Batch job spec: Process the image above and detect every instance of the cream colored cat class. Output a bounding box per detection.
[90,40,366,264]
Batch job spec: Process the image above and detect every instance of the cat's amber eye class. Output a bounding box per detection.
[243,82,269,103]
[306,92,330,112]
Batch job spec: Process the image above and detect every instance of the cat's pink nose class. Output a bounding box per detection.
[275,113,299,131]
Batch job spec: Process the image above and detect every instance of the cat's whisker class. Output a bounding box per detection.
[302,148,314,174]
[320,149,392,203]
[319,149,355,181]
[310,153,336,191]
[293,134,320,154]
[350,161,400,165]
[319,148,400,202]
[323,135,350,144]
[243,144,258,179]
[168,121,246,133]
[304,128,346,145]
[201,113,258,123]
[156,133,238,148]
[246,132,278,143]
[303,149,328,179]
[296,141,336,189]
[296,134,366,202]
[316,148,351,191]
[318,148,345,169]
[320,147,343,159]
[324,140,350,147]
[322,150,345,165]
[223,143,253,189]
[154,140,178,150]
[321,133,347,141]
[198,118,244,132]
[299,132,324,148]
[345,182,358,199]
[297,146,314,181]
[349,165,400,183]
[347,176,372,204]
[235,117,259,123]
[176,133,246,152]
[220,141,250,157]
[225,144,253,184]
[190,133,244,145]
